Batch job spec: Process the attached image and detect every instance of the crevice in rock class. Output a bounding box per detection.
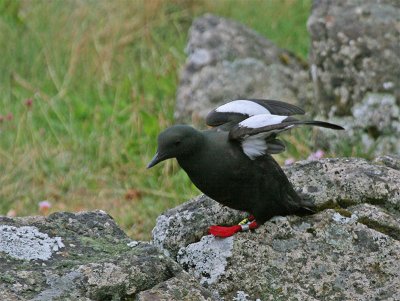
[314,199,399,241]
[336,198,358,208]
[356,217,400,242]
[335,197,399,216]
[315,199,342,211]
[363,198,400,216]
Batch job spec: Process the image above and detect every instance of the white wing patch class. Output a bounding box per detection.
[239,114,287,129]
[241,134,268,160]
[238,114,295,159]
[215,100,270,116]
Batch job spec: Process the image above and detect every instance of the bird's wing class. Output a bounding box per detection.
[205,99,305,130]
[228,114,344,160]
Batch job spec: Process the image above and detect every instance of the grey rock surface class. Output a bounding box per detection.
[153,156,400,300]
[0,210,214,301]
[314,93,400,156]
[2,156,399,300]
[284,157,400,211]
[176,8,400,155]
[374,154,400,171]
[136,271,218,301]
[307,0,400,116]
[175,14,312,124]
[152,194,246,258]
[179,210,400,300]
[177,235,234,286]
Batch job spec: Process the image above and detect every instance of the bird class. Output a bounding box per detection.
[147,99,344,237]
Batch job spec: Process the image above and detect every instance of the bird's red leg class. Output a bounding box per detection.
[208,216,259,238]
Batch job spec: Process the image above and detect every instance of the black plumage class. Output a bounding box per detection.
[148,99,344,236]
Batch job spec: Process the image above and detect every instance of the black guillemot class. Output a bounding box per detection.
[147,99,344,237]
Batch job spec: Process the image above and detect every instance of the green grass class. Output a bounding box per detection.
[0,0,346,240]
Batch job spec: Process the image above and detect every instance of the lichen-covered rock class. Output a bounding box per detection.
[152,194,246,258]
[307,0,400,115]
[0,210,215,301]
[178,210,400,300]
[0,224,64,261]
[283,157,400,211]
[136,271,218,301]
[175,14,312,124]
[348,203,400,241]
[153,156,400,300]
[177,6,399,155]
[314,93,400,156]
[374,154,400,171]
[177,236,234,286]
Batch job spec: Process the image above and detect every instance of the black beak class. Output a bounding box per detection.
[147,152,162,169]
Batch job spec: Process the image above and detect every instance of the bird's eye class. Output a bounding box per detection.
[174,140,181,146]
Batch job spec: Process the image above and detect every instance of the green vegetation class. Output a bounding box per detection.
[0,0,351,240]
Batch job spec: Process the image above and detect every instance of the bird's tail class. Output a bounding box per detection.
[295,192,316,216]
[293,120,344,130]
[284,187,316,216]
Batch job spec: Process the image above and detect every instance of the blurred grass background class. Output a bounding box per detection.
[0,0,355,240]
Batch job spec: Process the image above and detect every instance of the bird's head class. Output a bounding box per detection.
[147,125,203,168]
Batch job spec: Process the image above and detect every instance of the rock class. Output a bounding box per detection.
[175,14,312,124]
[177,235,234,286]
[152,156,400,300]
[374,154,400,171]
[307,0,400,156]
[283,157,400,211]
[307,0,400,116]
[348,203,400,241]
[0,210,215,301]
[178,210,400,300]
[152,194,246,258]
[176,6,399,154]
[314,93,400,156]
[3,157,399,300]
[136,271,218,301]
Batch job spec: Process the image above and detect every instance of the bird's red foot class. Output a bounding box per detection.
[208,220,259,238]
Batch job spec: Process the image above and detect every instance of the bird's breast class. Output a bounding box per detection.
[176,140,255,208]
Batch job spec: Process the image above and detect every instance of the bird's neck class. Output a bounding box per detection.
[176,130,230,193]
[175,130,207,169]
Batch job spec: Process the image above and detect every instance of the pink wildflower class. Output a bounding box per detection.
[7,209,17,217]
[6,113,13,121]
[284,158,295,166]
[25,98,33,108]
[307,149,325,161]
[39,200,52,214]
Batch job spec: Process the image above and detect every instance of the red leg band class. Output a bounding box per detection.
[208,221,259,237]
[208,225,242,237]
[248,220,258,230]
